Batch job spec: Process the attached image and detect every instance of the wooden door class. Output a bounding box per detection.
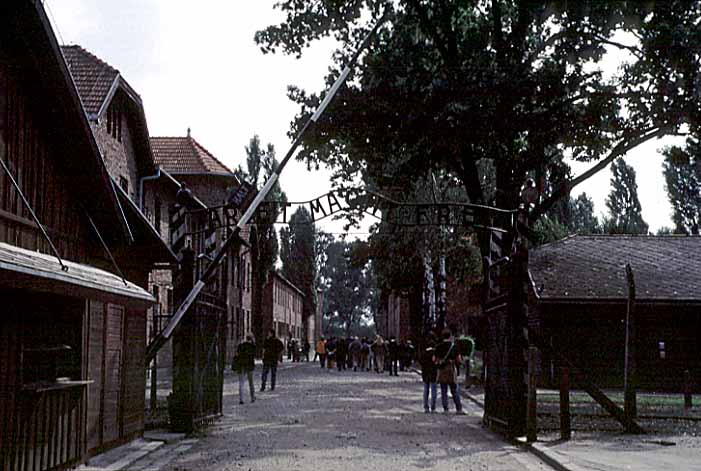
[102,304,124,445]
[86,301,105,452]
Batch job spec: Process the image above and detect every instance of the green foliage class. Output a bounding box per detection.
[243,135,286,343]
[280,207,318,327]
[257,1,699,222]
[256,1,700,316]
[569,193,602,235]
[662,137,701,235]
[604,158,648,234]
[531,215,570,246]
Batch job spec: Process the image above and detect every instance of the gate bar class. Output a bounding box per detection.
[146,12,387,362]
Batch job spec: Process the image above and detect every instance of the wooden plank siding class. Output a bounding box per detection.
[122,310,146,439]
[0,63,88,263]
[102,304,124,447]
[86,301,106,452]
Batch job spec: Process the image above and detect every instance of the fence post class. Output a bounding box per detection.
[560,366,571,440]
[624,264,637,426]
[527,346,538,442]
[684,369,693,409]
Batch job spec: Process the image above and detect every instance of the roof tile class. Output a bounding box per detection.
[529,235,701,302]
[150,135,234,176]
[60,45,119,116]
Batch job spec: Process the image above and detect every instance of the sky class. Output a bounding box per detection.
[46,0,679,235]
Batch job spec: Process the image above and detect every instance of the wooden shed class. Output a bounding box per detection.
[529,235,701,391]
[0,2,166,469]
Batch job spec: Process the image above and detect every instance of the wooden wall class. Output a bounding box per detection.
[0,291,86,471]
[85,301,146,457]
[541,302,701,390]
[0,63,91,263]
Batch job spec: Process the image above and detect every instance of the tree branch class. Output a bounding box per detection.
[529,127,670,223]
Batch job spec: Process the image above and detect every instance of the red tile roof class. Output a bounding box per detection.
[60,45,120,116]
[150,134,235,176]
[529,235,701,303]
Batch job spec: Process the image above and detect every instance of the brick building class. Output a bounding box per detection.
[151,133,252,363]
[262,270,305,345]
[61,45,184,390]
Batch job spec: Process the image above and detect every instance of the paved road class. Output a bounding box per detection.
[161,362,553,471]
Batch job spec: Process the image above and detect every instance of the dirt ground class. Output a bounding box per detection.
[162,361,554,471]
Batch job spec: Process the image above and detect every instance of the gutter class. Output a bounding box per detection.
[139,168,161,210]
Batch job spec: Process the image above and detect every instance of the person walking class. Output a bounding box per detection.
[302,339,311,362]
[261,329,284,391]
[349,337,362,371]
[457,334,476,388]
[234,335,256,404]
[419,336,438,413]
[316,336,326,368]
[360,337,370,371]
[387,336,399,376]
[434,329,464,414]
[372,335,385,373]
[326,337,337,370]
[336,337,348,371]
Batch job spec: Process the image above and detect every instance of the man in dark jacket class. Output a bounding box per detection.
[420,336,438,412]
[387,337,399,376]
[336,337,348,371]
[235,335,256,404]
[261,330,284,391]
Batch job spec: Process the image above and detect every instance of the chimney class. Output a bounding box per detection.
[187,127,191,138]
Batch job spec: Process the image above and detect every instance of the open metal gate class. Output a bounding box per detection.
[169,248,227,432]
[481,212,530,436]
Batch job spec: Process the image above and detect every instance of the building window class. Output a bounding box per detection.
[106,100,123,142]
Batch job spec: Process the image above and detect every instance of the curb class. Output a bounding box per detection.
[460,388,577,471]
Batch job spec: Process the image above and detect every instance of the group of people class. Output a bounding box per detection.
[285,337,311,363]
[419,329,475,414]
[314,335,416,375]
[231,329,285,405]
[233,328,476,415]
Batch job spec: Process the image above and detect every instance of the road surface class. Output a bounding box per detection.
[162,361,553,471]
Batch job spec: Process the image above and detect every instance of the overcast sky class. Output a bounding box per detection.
[46,0,679,234]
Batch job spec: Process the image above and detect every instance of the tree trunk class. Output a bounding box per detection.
[437,252,447,330]
[422,250,436,335]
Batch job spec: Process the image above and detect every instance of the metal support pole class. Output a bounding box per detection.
[0,156,67,271]
[624,264,637,425]
[684,370,693,409]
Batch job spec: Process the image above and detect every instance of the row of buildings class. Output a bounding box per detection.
[0,2,319,470]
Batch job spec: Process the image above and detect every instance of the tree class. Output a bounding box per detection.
[256,1,699,249]
[319,240,373,336]
[662,137,701,234]
[243,135,286,347]
[279,207,318,340]
[569,193,601,235]
[604,158,648,234]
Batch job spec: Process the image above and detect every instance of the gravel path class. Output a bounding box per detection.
[164,362,554,471]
